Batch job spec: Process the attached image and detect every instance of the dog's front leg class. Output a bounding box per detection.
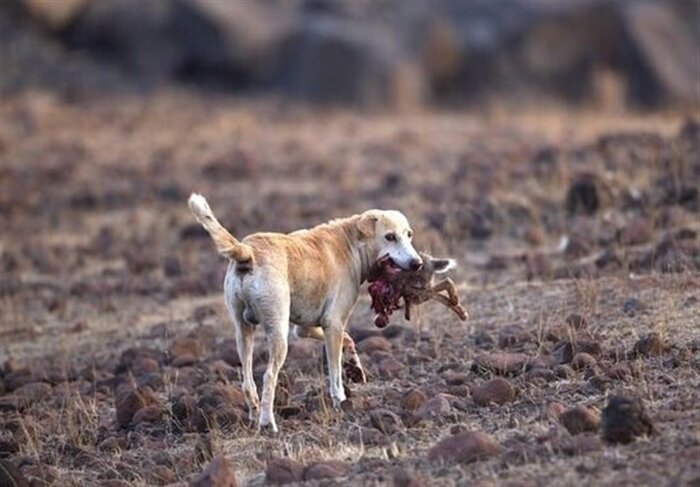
[321,321,346,409]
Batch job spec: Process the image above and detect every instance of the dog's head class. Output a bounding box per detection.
[357,210,422,271]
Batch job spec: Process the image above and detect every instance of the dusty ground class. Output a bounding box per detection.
[0,89,699,486]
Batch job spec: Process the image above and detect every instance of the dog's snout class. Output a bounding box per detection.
[409,258,423,271]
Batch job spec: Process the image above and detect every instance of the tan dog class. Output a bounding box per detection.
[188,194,422,432]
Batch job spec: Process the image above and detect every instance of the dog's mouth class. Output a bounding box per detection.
[376,255,403,272]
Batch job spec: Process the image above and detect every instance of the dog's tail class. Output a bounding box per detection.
[188,193,254,263]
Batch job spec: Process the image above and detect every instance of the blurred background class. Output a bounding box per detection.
[1,2,699,486]
[2,0,699,109]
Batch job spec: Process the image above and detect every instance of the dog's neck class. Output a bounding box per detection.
[333,215,376,285]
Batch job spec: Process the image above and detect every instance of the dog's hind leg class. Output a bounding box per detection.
[236,317,259,421]
[257,292,290,433]
[225,268,260,421]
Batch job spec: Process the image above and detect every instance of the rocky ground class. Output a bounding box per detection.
[0,89,699,486]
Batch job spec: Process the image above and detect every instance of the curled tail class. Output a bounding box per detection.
[187,193,254,263]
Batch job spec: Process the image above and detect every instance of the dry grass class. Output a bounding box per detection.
[1,91,699,485]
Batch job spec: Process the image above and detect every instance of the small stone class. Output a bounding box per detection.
[539,403,563,426]
[559,406,600,435]
[497,325,533,348]
[265,458,304,485]
[554,364,574,379]
[131,357,160,376]
[14,382,52,407]
[356,336,392,354]
[565,314,587,330]
[210,360,237,380]
[172,353,198,367]
[169,337,201,363]
[392,467,428,487]
[571,353,597,371]
[623,297,645,316]
[632,333,666,357]
[163,255,182,278]
[576,340,602,357]
[471,352,530,376]
[378,358,404,378]
[551,341,574,364]
[132,405,162,424]
[472,378,515,406]
[401,389,427,412]
[608,363,631,381]
[428,431,499,464]
[369,408,404,435]
[601,394,653,444]
[525,367,556,383]
[303,461,350,481]
[192,455,238,487]
[553,433,603,456]
[0,459,28,487]
[115,386,158,428]
[21,463,58,484]
[414,394,451,421]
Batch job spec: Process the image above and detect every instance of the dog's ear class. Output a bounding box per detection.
[431,258,457,273]
[357,212,379,239]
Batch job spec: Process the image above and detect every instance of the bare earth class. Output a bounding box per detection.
[0,90,699,486]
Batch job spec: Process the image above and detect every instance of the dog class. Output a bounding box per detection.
[188,193,422,432]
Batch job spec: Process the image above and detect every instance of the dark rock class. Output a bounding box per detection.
[472,378,515,406]
[565,314,588,330]
[303,460,350,481]
[169,337,201,363]
[0,438,19,459]
[471,352,530,376]
[497,324,534,349]
[13,382,52,408]
[392,467,428,487]
[400,389,427,412]
[192,455,238,487]
[369,408,404,435]
[356,336,392,354]
[115,386,158,428]
[265,458,304,485]
[377,357,403,379]
[559,406,600,435]
[632,332,667,357]
[623,297,646,316]
[552,433,603,456]
[0,459,28,487]
[162,255,182,278]
[601,394,653,444]
[608,363,631,381]
[414,394,451,421]
[566,173,602,215]
[427,431,499,464]
[147,465,176,485]
[132,405,162,425]
[571,353,596,371]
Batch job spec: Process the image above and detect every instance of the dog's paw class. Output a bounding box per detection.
[257,420,279,436]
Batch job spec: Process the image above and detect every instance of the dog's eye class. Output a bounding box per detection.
[385,233,397,242]
[407,230,413,239]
